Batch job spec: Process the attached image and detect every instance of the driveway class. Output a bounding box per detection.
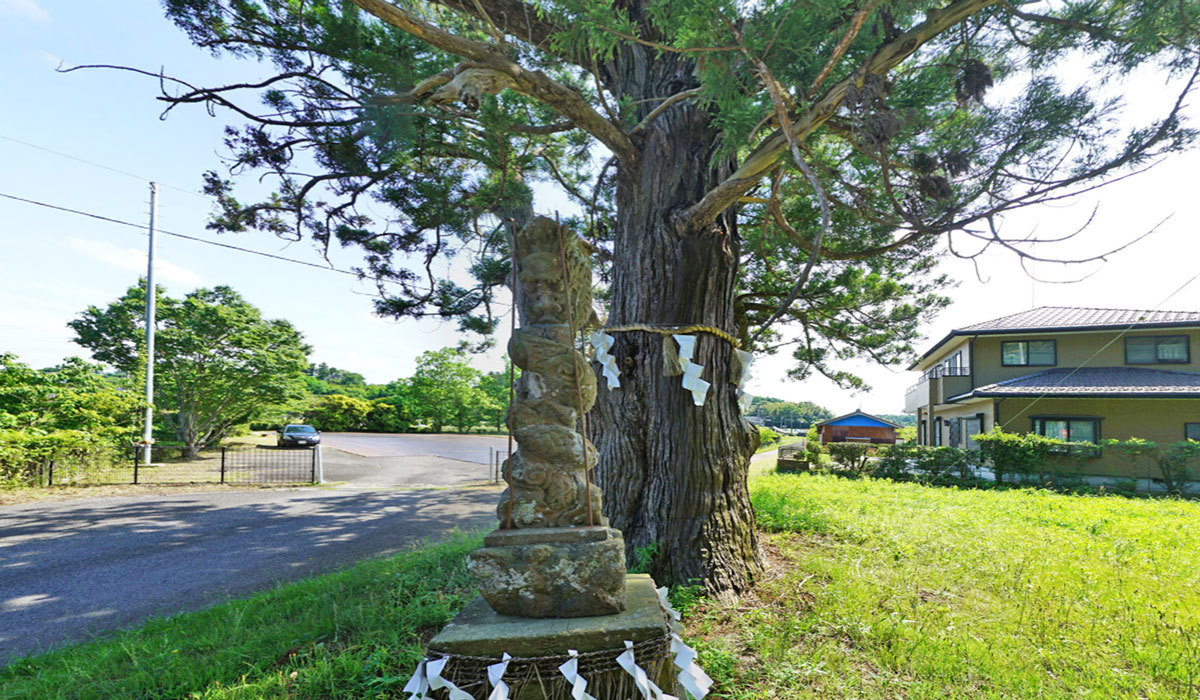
[319,433,510,487]
[321,432,509,461]
[0,433,511,666]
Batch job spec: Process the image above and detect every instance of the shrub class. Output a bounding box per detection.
[804,426,823,463]
[757,426,781,448]
[975,429,1066,483]
[873,444,979,483]
[0,429,119,487]
[1105,438,1200,495]
[826,443,872,476]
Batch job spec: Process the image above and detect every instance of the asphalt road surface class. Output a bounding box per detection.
[0,433,510,665]
[320,432,509,487]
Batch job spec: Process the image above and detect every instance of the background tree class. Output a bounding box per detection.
[306,393,374,431]
[0,354,143,438]
[113,0,1200,594]
[303,363,370,398]
[408,347,497,432]
[478,362,518,431]
[70,282,311,457]
[749,396,834,428]
[364,379,419,432]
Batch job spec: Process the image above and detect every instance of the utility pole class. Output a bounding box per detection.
[142,183,158,465]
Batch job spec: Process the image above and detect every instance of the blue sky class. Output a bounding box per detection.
[2,0,1199,415]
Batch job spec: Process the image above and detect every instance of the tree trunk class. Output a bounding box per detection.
[593,50,764,597]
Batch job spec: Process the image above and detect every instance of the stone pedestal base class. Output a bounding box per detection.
[428,574,679,699]
[467,526,627,618]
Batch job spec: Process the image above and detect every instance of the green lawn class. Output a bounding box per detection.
[693,474,1200,699]
[5,478,1198,699]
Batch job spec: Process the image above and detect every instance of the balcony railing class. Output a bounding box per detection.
[926,364,971,379]
[905,365,971,396]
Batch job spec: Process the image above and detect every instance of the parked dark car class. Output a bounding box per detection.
[278,424,321,447]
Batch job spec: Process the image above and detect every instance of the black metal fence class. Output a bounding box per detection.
[40,445,321,486]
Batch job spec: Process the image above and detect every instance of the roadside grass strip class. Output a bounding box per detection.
[1,533,482,699]
[689,474,1200,699]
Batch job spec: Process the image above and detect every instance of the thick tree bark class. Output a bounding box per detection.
[593,49,764,597]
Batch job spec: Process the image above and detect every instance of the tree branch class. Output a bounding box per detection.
[351,0,637,163]
[426,0,580,62]
[678,0,999,230]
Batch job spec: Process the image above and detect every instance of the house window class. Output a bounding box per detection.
[1186,423,1200,441]
[1001,340,1056,366]
[1125,335,1189,364]
[1033,417,1100,443]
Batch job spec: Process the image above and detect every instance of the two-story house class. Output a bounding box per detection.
[905,306,1200,479]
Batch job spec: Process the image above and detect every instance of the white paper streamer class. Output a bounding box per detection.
[672,335,709,406]
[487,652,512,700]
[670,634,714,699]
[617,640,679,700]
[558,649,599,700]
[426,657,475,700]
[402,659,431,699]
[655,586,681,625]
[590,331,621,389]
[672,334,696,367]
[681,363,710,406]
[655,587,714,699]
[736,349,755,415]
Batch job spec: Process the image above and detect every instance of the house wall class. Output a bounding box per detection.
[972,328,1200,386]
[929,401,995,448]
[820,425,896,444]
[993,397,1200,478]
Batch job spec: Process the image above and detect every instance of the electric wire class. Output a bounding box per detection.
[0,134,206,200]
[0,190,510,310]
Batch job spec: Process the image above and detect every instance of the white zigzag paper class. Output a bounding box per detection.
[673,335,709,406]
[487,652,512,700]
[426,657,474,700]
[590,331,621,389]
[558,649,599,700]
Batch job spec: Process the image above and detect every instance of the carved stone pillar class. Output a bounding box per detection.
[466,216,627,618]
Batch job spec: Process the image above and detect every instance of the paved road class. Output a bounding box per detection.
[321,432,509,462]
[0,434,510,665]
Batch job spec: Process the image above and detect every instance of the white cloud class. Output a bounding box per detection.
[66,237,203,287]
[0,0,49,22]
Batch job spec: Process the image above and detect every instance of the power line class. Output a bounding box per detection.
[0,134,206,200]
[0,189,509,311]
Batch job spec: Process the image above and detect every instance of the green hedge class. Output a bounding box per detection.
[0,429,122,487]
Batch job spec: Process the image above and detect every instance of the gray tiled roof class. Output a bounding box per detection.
[960,306,1200,332]
[955,367,1200,399]
[912,306,1200,369]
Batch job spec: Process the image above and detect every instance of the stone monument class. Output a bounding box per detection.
[465,215,626,619]
[423,216,683,699]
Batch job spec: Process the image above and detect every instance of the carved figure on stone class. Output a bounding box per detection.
[467,217,627,618]
[497,217,605,528]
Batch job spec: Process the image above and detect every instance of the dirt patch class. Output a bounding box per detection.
[0,482,305,506]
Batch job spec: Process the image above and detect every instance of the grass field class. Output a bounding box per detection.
[4,476,1198,698]
[693,474,1200,699]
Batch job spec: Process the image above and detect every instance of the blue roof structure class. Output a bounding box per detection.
[815,410,900,429]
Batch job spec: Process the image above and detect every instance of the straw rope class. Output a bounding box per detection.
[602,324,742,349]
[427,633,673,696]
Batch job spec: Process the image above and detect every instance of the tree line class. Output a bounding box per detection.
[294,350,514,435]
[1,281,512,483]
